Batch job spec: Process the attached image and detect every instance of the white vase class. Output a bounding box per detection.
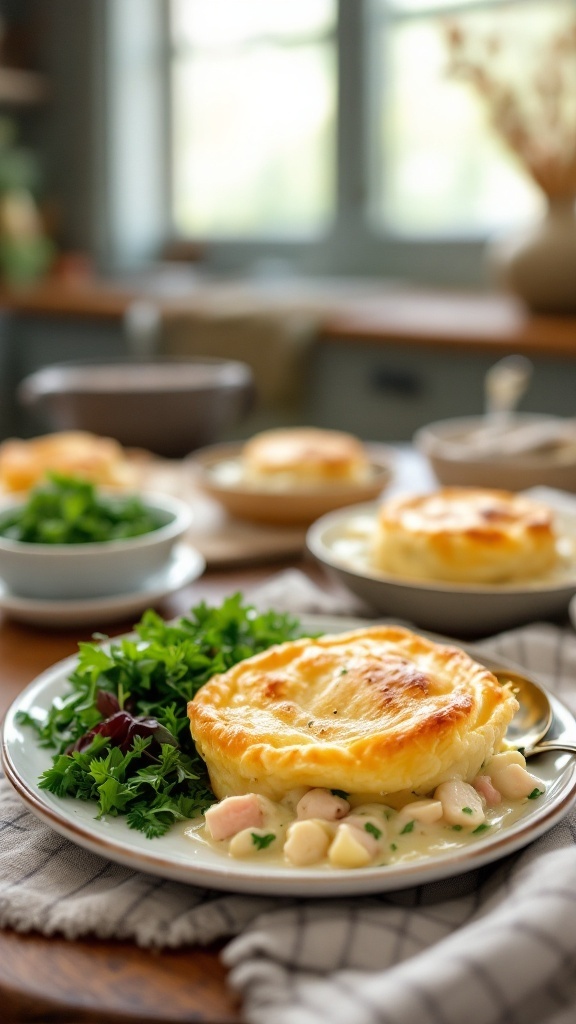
[489,197,576,315]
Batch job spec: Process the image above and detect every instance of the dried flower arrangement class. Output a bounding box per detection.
[443,14,576,202]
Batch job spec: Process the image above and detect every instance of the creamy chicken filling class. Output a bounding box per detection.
[185,749,545,870]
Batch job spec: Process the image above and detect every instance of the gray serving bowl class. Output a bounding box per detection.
[18,357,255,458]
[0,491,194,600]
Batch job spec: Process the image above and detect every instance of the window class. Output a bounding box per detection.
[107,0,576,282]
[376,0,575,235]
[170,1,336,239]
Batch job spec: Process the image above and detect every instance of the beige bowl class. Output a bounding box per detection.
[188,442,394,525]
[414,414,576,493]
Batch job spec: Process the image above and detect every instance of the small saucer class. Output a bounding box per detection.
[0,543,205,628]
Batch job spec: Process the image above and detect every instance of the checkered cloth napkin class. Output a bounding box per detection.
[2,570,576,1024]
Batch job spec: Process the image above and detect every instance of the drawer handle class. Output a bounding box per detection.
[368,367,423,398]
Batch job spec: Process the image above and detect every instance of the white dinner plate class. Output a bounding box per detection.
[0,543,205,628]
[307,500,576,637]
[2,614,576,897]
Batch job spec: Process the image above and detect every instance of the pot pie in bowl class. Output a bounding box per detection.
[188,625,519,802]
[189,428,393,525]
[306,487,576,635]
[374,487,558,585]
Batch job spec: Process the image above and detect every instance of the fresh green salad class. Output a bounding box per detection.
[17,595,303,838]
[0,473,165,544]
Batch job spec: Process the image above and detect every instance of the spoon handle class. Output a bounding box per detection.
[524,741,576,757]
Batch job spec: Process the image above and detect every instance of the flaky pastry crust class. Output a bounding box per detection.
[188,625,519,801]
[374,487,557,584]
[0,431,135,492]
[241,427,370,485]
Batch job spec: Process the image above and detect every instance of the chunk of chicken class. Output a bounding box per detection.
[396,799,443,826]
[434,779,485,828]
[473,774,502,807]
[489,762,543,800]
[296,788,350,821]
[205,794,263,841]
[229,827,277,858]
[343,815,386,855]
[284,819,332,867]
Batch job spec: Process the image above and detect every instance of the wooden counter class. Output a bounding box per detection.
[1,277,575,357]
[320,288,576,358]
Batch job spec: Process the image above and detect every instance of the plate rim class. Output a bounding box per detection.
[2,613,576,896]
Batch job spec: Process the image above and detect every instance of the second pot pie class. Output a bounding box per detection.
[188,625,519,802]
[373,487,557,584]
[241,427,371,486]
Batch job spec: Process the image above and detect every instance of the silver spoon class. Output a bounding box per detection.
[493,667,576,758]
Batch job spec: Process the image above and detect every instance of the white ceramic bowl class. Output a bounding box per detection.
[414,414,576,493]
[0,491,194,600]
[307,501,576,637]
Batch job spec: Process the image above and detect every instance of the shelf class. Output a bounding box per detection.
[0,67,48,106]
[0,277,575,359]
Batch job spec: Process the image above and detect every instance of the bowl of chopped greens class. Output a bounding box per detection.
[0,473,194,599]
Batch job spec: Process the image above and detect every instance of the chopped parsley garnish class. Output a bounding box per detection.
[400,820,415,834]
[330,789,349,800]
[528,788,544,800]
[462,806,473,815]
[451,825,463,831]
[472,823,491,834]
[251,833,276,850]
[19,594,303,838]
[390,843,398,852]
[364,822,382,840]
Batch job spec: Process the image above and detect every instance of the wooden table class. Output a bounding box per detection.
[0,556,336,1024]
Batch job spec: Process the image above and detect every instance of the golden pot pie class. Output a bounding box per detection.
[188,625,518,801]
[374,487,557,584]
[0,431,135,492]
[241,427,371,487]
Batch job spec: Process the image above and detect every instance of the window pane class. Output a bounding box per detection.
[386,0,500,11]
[374,1,574,234]
[170,0,336,238]
[172,0,334,46]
